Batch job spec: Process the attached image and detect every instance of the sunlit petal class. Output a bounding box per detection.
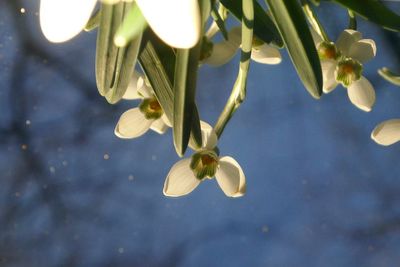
[114,108,152,138]
[122,72,143,100]
[40,0,97,43]
[150,118,169,134]
[137,76,153,98]
[310,27,323,46]
[336,29,362,56]
[215,156,246,197]
[321,59,338,93]
[200,121,218,150]
[371,119,400,146]
[348,39,376,63]
[347,76,375,112]
[163,158,201,197]
[136,0,201,48]
[203,27,241,66]
[251,44,282,65]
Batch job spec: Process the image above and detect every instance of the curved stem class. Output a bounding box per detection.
[214,0,253,138]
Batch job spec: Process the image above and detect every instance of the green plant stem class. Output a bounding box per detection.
[214,0,254,138]
[301,0,330,42]
[348,9,357,30]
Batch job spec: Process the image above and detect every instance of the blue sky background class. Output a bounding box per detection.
[1,1,400,266]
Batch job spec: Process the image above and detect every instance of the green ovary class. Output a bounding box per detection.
[190,150,219,180]
[335,58,363,87]
[139,97,163,120]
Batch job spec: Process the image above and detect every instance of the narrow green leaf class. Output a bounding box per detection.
[266,0,322,99]
[378,67,400,86]
[333,0,400,32]
[114,3,147,47]
[95,3,141,104]
[219,0,283,47]
[139,32,202,149]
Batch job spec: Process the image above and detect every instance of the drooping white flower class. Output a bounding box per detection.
[371,119,400,146]
[39,0,201,48]
[202,27,282,66]
[313,29,377,112]
[163,122,246,197]
[114,72,171,139]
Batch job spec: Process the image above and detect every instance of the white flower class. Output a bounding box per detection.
[114,72,171,139]
[313,29,377,112]
[39,0,201,48]
[371,119,400,146]
[163,122,246,197]
[202,27,282,66]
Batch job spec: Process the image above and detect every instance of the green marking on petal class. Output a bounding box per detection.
[199,37,214,61]
[139,97,164,120]
[317,41,340,60]
[335,57,363,87]
[190,150,219,180]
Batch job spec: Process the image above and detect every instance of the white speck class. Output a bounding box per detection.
[118,247,124,254]
[49,166,56,173]
[128,175,134,181]
[103,154,110,160]
[20,8,25,14]
[151,155,157,160]
[25,120,31,125]
[21,144,28,150]
[261,225,269,233]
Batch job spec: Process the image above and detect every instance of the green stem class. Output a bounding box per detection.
[348,9,357,30]
[214,0,253,138]
[301,0,330,42]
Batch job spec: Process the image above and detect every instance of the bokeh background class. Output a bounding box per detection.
[1,1,400,266]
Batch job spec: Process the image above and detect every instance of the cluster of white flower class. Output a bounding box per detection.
[313,29,377,112]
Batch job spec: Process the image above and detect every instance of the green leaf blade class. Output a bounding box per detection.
[265,0,322,99]
[333,0,400,32]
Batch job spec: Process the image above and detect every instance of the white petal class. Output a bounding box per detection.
[347,76,375,112]
[40,0,97,43]
[251,44,282,65]
[150,118,169,134]
[336,29,362,57]
[200,121,218,150]
[161,113,172,127]
[203,27,241,66]
[122,72,143,100]
[348,39,376,63]
[163,158,201,197]
[114,108,152,138]
[215,156,246,197]
[321,59,338,93]
[136,0,201,48]
[371,119,400,146]
[137,76,153,98]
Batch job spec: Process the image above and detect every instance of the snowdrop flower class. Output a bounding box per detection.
[163,122,246,197]
[371,119,400,146]
[202,27,282,66]
[114,72,171,139]
[40,0,201,48]
[313,29,377,112]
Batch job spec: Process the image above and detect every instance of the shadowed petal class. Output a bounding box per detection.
[215,156,246,197]
[321,59,338,93]
[200,121,218,150]
[40,0,97,43]
[114,108,152,138]
[203,27,241,66]
[123,72,143,100]
[251,44,282,65]
[310,27,323,46]
[150,118,169,134]
[371,119,400,146]
[137,76,153,98]
[348,39,376,63]
[347,76,375,112]
[163,159,201,197]
[136,0,201,48]
[336,29,362,56]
